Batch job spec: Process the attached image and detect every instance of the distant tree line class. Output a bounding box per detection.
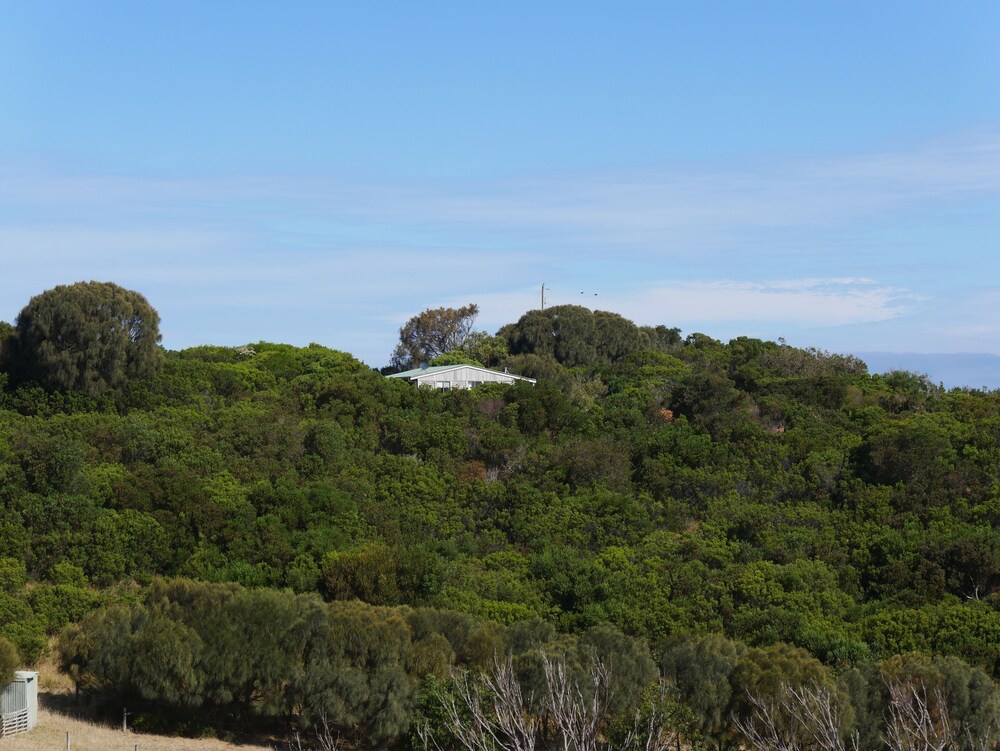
[386,303,682,377]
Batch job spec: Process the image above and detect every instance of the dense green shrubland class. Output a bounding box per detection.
[3,301,1000,746]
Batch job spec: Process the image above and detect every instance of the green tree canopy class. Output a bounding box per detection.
[0,321,15,373]
[504,305,659,367]
[0,637,19,682]
[14,281,163,397]
[661,633,747,750]
[389,304,479,371]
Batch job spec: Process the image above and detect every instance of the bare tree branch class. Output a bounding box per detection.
[620,681,680,751]
[430,652,683,751]
[542,655,612,751]
[433,655,539,751]
[735,683,857,751]
[288,711,344,751]
[885,679,953,751]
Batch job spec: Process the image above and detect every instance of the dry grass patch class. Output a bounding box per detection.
[32,650,73,696]
[4,643,278,750]
[0,702,277,751]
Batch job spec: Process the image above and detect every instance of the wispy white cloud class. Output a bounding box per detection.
[1,128,999,362]
[304,129,1000,241]
[4,129,999,238]
[472,278,911,340]
[623,279,910,326]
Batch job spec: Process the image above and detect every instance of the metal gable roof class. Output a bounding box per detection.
[386,364,536,383]
[386,364,467,379]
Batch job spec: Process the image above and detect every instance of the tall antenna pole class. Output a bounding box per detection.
[541,283,546,311]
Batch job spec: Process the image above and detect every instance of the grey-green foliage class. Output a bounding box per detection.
[14,281,163,397]
[60,580,425,746]
[130,610,203,705]
[837,666,882,751]
[389,304,480,371]
[0,636,19,682]
[730,642,845,748]
[59,603,135,693]
[291,599,415,744]
[662,635,857,751]
[497,620,655,721]
[578,622,657,713]
[60,582,667,748]
[203,587,305,712]
[639,324,682,351]
[422,633,663,751]
[406,607,502,670]
[506,306,654,367]
[878,653,1000,751]
[0,321,15,374]
[661,633,747,750]
[660,640,1000,751]
[452,330,509,368]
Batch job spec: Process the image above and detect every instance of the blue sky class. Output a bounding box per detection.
[2,2,999,385]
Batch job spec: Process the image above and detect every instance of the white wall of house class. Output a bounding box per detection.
[413,366,525,389]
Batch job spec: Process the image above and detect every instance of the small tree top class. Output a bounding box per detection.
[389,303,479,371]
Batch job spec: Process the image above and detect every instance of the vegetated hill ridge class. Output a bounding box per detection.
[2,307,1000,747]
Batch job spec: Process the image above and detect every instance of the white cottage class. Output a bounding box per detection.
[387,364,536,390]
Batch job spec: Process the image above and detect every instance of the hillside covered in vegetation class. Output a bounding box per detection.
[2,287,1000,748]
